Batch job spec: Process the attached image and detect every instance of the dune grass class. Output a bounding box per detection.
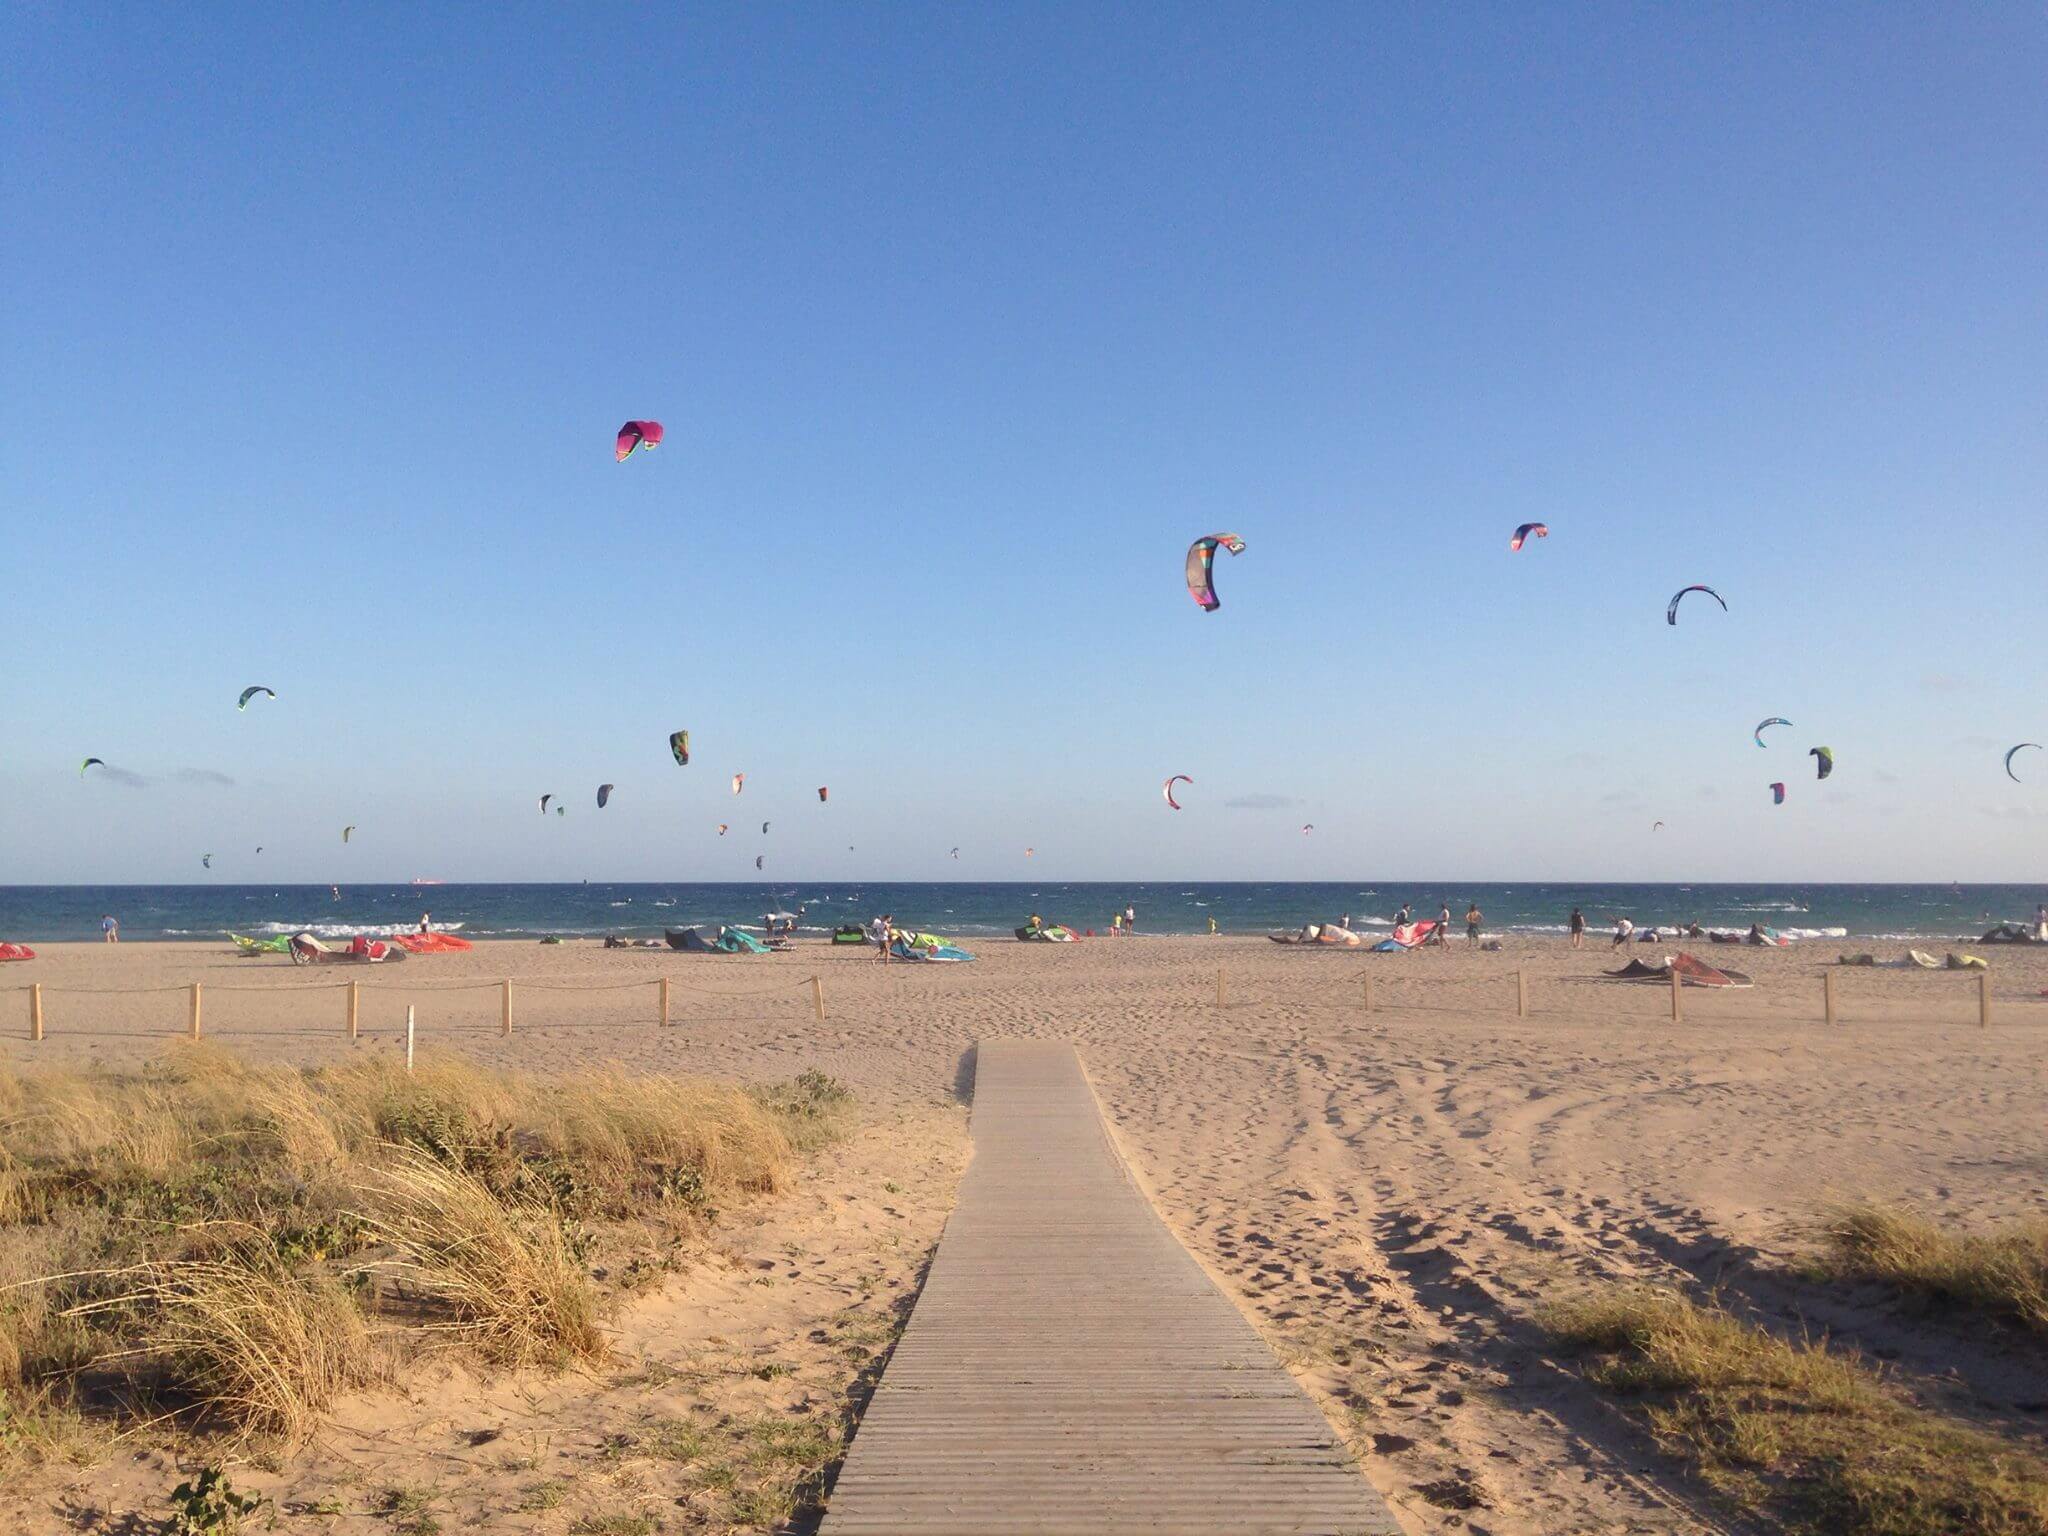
[1809,1204,2048,1334]
[0,1049,841,1466]
[1543,1285,2048,1535]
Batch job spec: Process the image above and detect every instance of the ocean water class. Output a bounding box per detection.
[0,883,2039,944]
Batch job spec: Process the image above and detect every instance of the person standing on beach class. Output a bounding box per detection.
[2036,902,2048,942]
[1569,907,1586,948]
[1395,902,1411,930]
[100,913,119,944]
[417,912,432,935]
[1433,904,1451,947]
[1125,903,1136,934]
[1207,915,1218,936]
[1465,902,1483,944]
[1611,916,1634,948]
[1111,911,1122,937]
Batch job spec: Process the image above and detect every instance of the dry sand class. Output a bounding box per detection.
[5,934,2046,1533]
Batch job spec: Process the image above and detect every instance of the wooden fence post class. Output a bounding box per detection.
[1979,970,1992,1029]
[1824,968,1837,1027]
[346,980,360,1040]
[29,982,43,1042]
[405,1005,416,1073]
[1516,969,1528,1019]
[660,976,672,1027]
[1217,967,1227,1009]
[500,980,513,1037]
[189,982,203,1041]
[1669,968,1683,1024]
[810,975,825,1022]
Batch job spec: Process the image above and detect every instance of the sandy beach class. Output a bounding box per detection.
[6,934,2045,1532]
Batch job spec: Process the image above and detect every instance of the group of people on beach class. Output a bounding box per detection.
[1386,900,1486,945]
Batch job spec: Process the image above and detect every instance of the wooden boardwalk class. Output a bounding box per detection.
[822,1038,1400,1535]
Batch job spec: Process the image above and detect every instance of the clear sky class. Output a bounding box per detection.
[3,4,2043,885]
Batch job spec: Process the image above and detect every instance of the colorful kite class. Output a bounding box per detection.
[817,786,829,802]
[597,783,614,808]
[237,686,275,711]
[731,773,744,795]
[1509,522,1548,552]
[1185,534,1247,612]
[1809,747,1834,781]
[670,730,690,766]
[80,757,104,777]
[1666,585,1727,625]
[615,420,664,461]
[1754,717,1792,747]
[1769,782,1786,805]
[538,794,554,815]
[1163,774,1193,810]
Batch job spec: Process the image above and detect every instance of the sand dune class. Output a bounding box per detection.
[5,934,2045,1532]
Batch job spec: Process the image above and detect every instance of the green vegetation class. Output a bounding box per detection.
[1809,1204,2048,1334]
[1544,1285,2048,1535]
[0,1049,841,1474]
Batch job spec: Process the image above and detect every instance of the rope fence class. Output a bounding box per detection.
[10,972,826,1044]
[1212,961,2008,1029]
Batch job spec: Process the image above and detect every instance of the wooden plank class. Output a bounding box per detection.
[822,1038,1398,1535]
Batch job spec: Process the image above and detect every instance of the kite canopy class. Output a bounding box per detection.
[237,686,275,711]
[950,847,960,858]
[202,854,212,869]
[817,786,829,802]
[1754,717,1792,747]
[717,823,729,836]
[755,854,764,871]
[670,730,690,766]
[342,825,355,843]
[1653,820,1665,831]
[597,783,614,809]
[1184,533,1246,612]
[1666,585,1727,625]
[2006,743,2041,782]
[1163,774,1193,810]
[538,794,553,815]
[1509,522,1548,552]
[731,773,744,795]
[1809,746,1834,780]
[1770,782,1786,805]
[615,420,664,461]
[761,821,770,835]
[80,757,104,777]
[1300,823,1313,835]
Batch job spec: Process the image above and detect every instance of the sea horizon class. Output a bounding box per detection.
[3,880,2039,945]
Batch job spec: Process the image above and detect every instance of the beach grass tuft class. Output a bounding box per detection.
[0,1050,839,1468]
[1543,1285,2048,1535]
[1808,1204,2048,1334]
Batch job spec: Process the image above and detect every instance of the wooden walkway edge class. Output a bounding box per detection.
[821,1037,1401,1535]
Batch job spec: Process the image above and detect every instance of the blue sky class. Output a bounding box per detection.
[3,4,2043,884]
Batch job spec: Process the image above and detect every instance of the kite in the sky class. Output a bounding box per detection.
[538,794,554,815]
[1652,820,1665,831]
[950,848,960,859]
[1163,774,1193,810]
[1809,747,1834,781]
[1509,522,1548,552]
[237,686,275,711]
[342,825,355,843]
[202,854,212,869]
[1666,585,1727,625]
[1185,534,1247,612]
[597,784,614,809]
[1754,717,1792,747]
[1025,847,1035,858]
[615,420,664,461]
[1300,824,1313,835]
[717,823,729,836]
[761,821,770,835]
[2006,743,2040,783]
[555,806,565,817]
[755,855,764,871]
[80,757,104,777]
[1770,782,1786,805]
[670,731,690,766]
[817,786,829,802]
[731,773,745,795]
[255,847,263,854]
